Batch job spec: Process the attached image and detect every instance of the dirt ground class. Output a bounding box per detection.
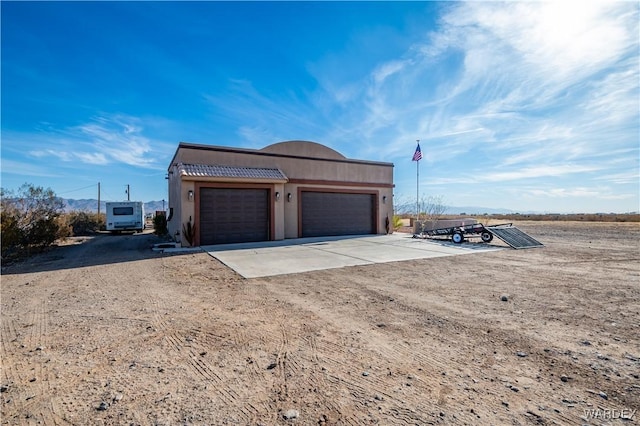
[1,221,639,425]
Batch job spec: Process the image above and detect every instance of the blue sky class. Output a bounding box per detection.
[2,1,638,213]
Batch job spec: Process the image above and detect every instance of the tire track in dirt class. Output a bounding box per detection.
[50,263,142,425]
[262,278,582,425]
[273,319,290,402]
[222,324,264,422]
[0,315,27,424]
[353,272,635,424]
[298,325,347,420]
[257,286,436,425]
[180,330,262,422]
[1,297,69,426]
[140,271,260,424]
[355,289,580,425]
[1,316,24,385]
[178,277,306,422]
[53,254,176,425]
[27,300,67,426]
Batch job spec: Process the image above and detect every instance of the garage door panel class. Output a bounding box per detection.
[301,192,375,237]
[200,188,269,245]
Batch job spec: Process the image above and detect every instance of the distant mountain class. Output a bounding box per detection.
[62,199,103,212]
[64,198,532,216]
[144,200,168,213]
[63,199,168,214]
[443,206,520,215]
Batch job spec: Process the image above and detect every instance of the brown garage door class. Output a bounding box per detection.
[301,191,375,237]
[200,188,269,245]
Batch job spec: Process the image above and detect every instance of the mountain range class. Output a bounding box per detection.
[62,198,523,215]
[62,199,168,214]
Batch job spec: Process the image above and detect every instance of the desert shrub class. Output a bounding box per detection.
[65,211,105,235]
[56,214,73,240]
[1,203,21,258]
[153,214,168,235]
[1,183,65,258]
[392,215,404,231]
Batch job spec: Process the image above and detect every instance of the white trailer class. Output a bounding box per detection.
[106,201,145,233]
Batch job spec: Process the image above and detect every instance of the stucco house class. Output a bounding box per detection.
[166,140,394,246]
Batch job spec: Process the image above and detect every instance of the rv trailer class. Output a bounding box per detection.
[106,201,145,233]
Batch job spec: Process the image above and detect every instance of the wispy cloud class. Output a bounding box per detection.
[0,158,64,178]
[480,164,603,182]
[6,114,173,171]
[197,2,637,211]
[524,186,636,201]
[30,149,73,162]
[75,152,109,165]
[429,164,603,185]
[210,3,637,161]
[372,59,410,86]
[203,80,336,148]
[388,2,636,152]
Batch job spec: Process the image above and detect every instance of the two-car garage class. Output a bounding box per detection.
[167,141,394,246]
[199,188,376,244]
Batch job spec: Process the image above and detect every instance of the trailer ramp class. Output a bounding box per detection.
[487,225,544,249]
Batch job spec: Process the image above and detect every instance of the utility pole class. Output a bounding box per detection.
[97,182,101,215]
[126,184,130,201]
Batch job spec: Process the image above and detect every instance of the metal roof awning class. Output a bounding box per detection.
[177,163,288,182]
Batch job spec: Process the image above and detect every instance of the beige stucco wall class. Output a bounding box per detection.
[166,171,196,245]
[168,141,394,244]
[172,142,393,185]
[273,182,286,240]
[166,169,181,241]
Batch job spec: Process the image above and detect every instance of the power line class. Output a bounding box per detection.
[57,184,98,195]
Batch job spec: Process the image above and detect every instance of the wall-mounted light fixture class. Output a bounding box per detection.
[287,193,292,202]
[382,195,387,204]
[187,190,194,201]
[275,191,281,201]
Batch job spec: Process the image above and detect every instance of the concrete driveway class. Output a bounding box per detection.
[202,233,501,278]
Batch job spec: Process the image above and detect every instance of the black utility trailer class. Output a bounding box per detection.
[414,222,499,244]
[413,222,544,249]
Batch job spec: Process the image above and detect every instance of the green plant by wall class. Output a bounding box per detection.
[153,214,168,235]
[182,220,196,246]
[392,215,404,231]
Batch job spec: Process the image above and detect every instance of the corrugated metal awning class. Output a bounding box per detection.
[177,163,288,182]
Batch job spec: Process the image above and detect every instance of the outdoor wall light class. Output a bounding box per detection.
[382,195,387,204]
[287,193,292,202]
[275,191,281,201]
[187,190,194,201]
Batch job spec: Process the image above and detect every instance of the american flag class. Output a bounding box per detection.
[412,143,422,161]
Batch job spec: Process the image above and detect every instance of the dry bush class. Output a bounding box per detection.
[64,211,105,235]
[1,183,65,259]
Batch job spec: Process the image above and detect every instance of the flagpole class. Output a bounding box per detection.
[416,139,420,224]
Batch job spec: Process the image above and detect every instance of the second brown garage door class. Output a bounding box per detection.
[301,191,375,237]
[200,188,269,245]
